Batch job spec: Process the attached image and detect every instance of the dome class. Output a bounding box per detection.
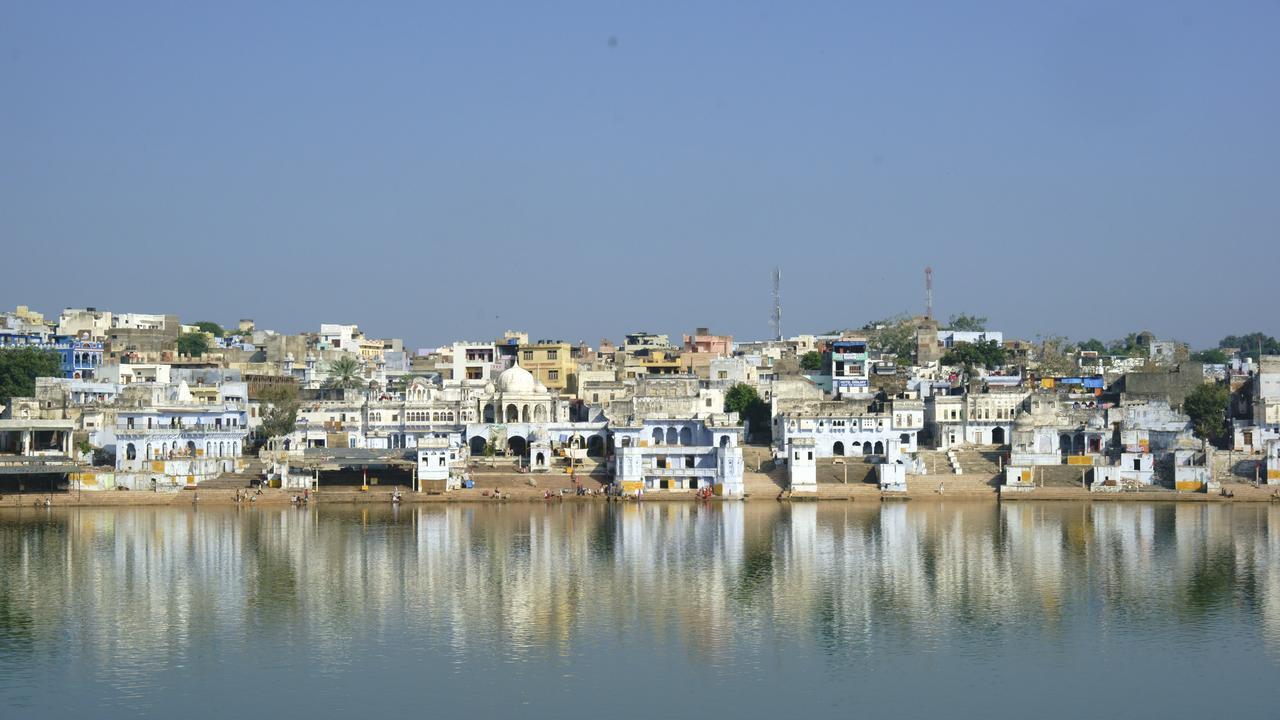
[496,363,536,393]
[534,380,548,393]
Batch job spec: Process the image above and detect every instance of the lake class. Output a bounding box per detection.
[2,501,1277,719]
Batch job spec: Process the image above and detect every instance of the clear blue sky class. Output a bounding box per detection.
[3,1,1277,350]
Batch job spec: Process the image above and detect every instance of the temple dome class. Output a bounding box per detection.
[497,363,536,393]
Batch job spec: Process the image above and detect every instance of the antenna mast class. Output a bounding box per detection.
[925,266,933,320]
[771,267,783,341]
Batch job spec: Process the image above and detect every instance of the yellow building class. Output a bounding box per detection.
[518,342,575,392]
[358,337,385,362]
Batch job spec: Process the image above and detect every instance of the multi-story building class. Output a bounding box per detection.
[772,397,920,460]
[830,338,870,399]
[57,308,113,339]
[611,417,745,496]
[449,341,498,383]
[926,384,1030,449]
[112,381,250,490]
[518,341,575,392]
[0,335,104,379]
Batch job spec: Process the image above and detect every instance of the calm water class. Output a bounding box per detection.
[2,501,1278,719]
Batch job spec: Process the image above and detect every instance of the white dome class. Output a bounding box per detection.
[497,363,536,393]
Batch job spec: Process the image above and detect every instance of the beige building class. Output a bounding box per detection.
[518,342,575,393]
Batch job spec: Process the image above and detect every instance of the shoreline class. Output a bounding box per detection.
[3,483,1277,508]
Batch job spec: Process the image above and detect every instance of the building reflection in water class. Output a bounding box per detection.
[2,501,1279,678]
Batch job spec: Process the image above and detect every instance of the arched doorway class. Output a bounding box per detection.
[535,451,545,466]
[506,404,519,423]
[861,441,872,455]
[873,440,884,455]
[678,427,693,446]
[587,435,604,457]
[833,441,845,456]
[507,436,527,457]
[652,428,664,445]
[483,404,495,423]
[991,427,1006,445]
[719,435,729,448]
[469,436,488,456]
[665,427,678,445]
[1060,434,1072,455]
[522,404,530,423]
[1073,433,1085,455]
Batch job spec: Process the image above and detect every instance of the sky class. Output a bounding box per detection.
[2,1,1277,351]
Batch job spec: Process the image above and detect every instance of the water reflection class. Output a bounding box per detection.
[1,501,1279,715]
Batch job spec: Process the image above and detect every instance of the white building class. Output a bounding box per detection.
[773,398,919,461]
[787,437,816,494]
[612,418,745,497]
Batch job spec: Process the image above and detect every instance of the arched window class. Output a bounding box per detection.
[873,440,884,455]
[652,428,664,445]
[126,443,136,460]
[665,427,678,445]
[678,427,693,446]
[833,441,845,456]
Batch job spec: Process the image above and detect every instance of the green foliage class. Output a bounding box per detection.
[1107,333,1146,358]
[1190,348,1230,364]
[870,318,916,360]
[193,321,224,337]
[799,351,823,372]
[323,355,365,390]
[1077,338,1107,354]
[724,383,771,440]
[941,340,1007,370]
[946,313,987,332]
[177,332,209,357]
[1218,333,1280,361]
[0,347,62,406]
[258,384,300,439]
[1183,383,1229,447]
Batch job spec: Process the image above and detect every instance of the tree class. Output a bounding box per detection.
[1077,339,1107,354]
[193,321,224,338]
[946,313,987,332]
[1218,332,1280,361]
[941,340,1007,370]
[258,384,300,439]
[177,332,209,357]
[0,347,62,406]
[1183,383,1229,447]
[323,355,365,390]
[870,318,916,360]
[1107,333,1146,358]
[1036,336,1077,376]
[1190,348,1230,364]
[799,351,823,372]
[725,383,771,442]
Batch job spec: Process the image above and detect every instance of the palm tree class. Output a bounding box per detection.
[323,355,365,390]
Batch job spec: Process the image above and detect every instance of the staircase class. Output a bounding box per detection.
[914,450,954,476]
[199,458,269,489]
[951,445,1006,479]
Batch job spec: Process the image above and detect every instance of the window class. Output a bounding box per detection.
[524,351,533,361]
[807,451,813,460]
[685,456,694,468]
[547,350,557,360]
[706,398,713,407]
[549,370,559,381]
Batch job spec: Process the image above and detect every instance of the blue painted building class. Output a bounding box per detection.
[0,334,104,379]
